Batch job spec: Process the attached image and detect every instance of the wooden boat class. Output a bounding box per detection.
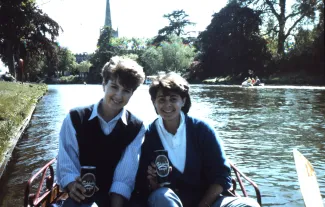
[24,158,262,207]
[293,149,324,207]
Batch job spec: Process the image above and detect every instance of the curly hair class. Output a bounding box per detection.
[101,56,145,91]
[149,72,191,114]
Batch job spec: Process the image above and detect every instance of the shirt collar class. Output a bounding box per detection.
[88,99,128,125]
[157,111,185,134]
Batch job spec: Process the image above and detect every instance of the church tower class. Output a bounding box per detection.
[105,0,118,37]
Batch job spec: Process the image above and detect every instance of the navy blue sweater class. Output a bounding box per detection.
[133,115,232,207]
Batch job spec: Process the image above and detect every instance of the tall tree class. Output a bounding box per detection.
[197,2,270,78]
[152,10,195,45]
[58,47,76,76]
[0,0,60,79]
[240,0,321,55]
[142,36,195,75]
[88,26,114,83]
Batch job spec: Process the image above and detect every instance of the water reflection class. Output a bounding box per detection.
[0,84,324,206]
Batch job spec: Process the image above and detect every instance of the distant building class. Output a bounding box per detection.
[105,0,118,37]
[75,53,89,64]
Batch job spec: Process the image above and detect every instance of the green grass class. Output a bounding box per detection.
[0,82,47,162]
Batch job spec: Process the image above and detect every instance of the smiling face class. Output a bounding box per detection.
[154,89,186,123]
[102,78,133,113]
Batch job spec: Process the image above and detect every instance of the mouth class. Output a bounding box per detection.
[162,109,174,114]
[112,98,122,104]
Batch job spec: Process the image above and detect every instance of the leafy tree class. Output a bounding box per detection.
[197,2,270,78]
[142,36,195,75]
[152,10,195,45]
[75,61,92,74]
[240,0,321,55]
[88,26,114,83]
[121,53,139,61]
[89,28,150,83]
[0,0,60,79]
[109,37,148,57]
[58,47,77,75]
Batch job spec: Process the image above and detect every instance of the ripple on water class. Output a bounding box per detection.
[1,85,325,206]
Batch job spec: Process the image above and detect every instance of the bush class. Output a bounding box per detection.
[57,75,83,84]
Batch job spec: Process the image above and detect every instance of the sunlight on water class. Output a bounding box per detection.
[0,84,325,207]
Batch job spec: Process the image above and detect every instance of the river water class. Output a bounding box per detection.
[0,84,324,206]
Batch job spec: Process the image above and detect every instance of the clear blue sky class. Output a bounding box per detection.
[37,0,228,53]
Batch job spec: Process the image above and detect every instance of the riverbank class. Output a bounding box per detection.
[201,72,325,86]
[0,82,47,178]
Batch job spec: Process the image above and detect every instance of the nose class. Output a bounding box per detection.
[163,100,172,107]
[114,89,123,99]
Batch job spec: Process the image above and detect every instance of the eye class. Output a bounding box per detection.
[111,84,118,89]
[123,89,132,93]
[157,98,165,103]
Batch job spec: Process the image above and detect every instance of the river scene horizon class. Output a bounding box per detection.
[0,84,324,206]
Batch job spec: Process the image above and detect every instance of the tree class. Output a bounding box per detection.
[58,47,76,75]
[88,26,114,83]
[75,61,92,74]
[240,0,321,55]
[0,0,61,79]
[142,36,196,75]
[197,2,270,78]
[152,10,195,45]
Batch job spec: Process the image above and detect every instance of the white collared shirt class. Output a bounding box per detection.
[88,100,128,133]
[56,99,145,199]
[156,111,186,173]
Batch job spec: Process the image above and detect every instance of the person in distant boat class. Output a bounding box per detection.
[57,56,146,207]
[129,72,260,207]
[251,78,256,85]
[254,76,261,86]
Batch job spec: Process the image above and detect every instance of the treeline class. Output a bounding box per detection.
[0,0,324,84]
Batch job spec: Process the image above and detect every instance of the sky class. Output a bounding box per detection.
[37,0,228,53]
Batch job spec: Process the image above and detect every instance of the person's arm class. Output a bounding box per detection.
[110,192,127,207]
[198,184,223,207]
[109,124,146,206]
[56,114,83,199]
[198,121,232,205]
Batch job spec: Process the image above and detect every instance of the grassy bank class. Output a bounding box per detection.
[0,82,47,164]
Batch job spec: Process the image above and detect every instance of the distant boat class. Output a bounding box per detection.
[144,78,152,85]
[144,75,157,85]
[241,81,264,87]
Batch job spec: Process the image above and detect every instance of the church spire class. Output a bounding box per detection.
[105,0,112,27]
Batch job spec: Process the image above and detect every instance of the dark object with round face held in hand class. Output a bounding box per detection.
[81,166,96,200]
[154,150,170,186]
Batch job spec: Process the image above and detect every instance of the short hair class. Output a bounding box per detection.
[149,72,191,114]
[101,56,145,91]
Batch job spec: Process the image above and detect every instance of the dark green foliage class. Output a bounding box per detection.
[152,10,195,45]
[197,2,271,79]
[239,0,320,55]
[0,0,61,80]
[88,26,114,83]
[271,1,324,80]
[274,30,324,79]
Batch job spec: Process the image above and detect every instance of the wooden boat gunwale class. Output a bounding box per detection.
[24,158,262,207]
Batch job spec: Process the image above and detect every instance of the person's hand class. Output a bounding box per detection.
[147,162,172,191]
[66,177,86,203]
[66,177,99,202]
[147,162,160,191]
